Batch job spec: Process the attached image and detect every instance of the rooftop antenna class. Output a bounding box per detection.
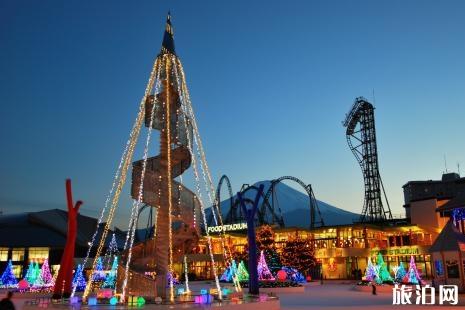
[372,88,376,106]
[457,162,460,176]
[444,154,448,173]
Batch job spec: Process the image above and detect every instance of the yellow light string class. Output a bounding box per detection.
[121,58,162,302]
[170,58,222,299]
[82,56,160,300]
[165,55,175,303]
[173,58,238,290]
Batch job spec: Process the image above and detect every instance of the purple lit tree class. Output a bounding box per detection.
[35,259,54,287]
[257,250,275,281]
[403,255,422,284]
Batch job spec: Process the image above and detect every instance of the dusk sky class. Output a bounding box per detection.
[1,1,465,228]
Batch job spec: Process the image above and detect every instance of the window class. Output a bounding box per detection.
[0,248,8,261]
[446,261,460,278]
[12,265,23,278]
[434,260,444,276]
[28,247,49,262]
[11,248,25,261]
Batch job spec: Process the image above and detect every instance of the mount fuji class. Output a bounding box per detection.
[209,180,360,228]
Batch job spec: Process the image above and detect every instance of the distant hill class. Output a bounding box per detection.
[208,180,359,228]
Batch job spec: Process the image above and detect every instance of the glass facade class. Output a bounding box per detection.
[28,247,49,263]
[11,248,25,261]
[0,248,8,261]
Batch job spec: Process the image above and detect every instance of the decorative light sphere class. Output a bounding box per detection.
[277,270,287,282]
[154,297,162,304]
[109,297,118,305]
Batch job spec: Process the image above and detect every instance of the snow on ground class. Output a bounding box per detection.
[3,282,464,309]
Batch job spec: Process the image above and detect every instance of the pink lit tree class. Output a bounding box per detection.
[257,250,275,280]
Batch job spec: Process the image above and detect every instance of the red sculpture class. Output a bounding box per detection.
[52,179,82,298]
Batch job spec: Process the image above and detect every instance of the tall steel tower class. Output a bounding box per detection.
[343,97,392,223]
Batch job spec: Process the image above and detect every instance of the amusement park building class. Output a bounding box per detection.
[182,173,465,283]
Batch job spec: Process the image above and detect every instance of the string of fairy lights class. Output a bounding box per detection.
[173,57,240,292]
[81,56,161,300]
[121,59,163,302]
[80,47,234,302]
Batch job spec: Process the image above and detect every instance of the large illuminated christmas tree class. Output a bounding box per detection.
[257,250,275,280]
[280,238,316,274]
[376,253,393,283]
[72,264,87,291]
[403,255,422,284]
[236,261,249,282]
[1,260,18,287]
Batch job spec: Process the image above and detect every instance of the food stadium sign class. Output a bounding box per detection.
[207,222,247,234]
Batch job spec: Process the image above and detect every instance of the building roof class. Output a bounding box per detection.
[429,220,465,252]
[436,190,465,212]
[0,209,115,248]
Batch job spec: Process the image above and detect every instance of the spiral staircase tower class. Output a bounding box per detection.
[124,14,201,299]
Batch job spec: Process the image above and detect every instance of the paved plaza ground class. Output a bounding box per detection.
[3,282,464,309]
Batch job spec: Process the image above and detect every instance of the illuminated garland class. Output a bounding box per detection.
[171,58,222,299]
[121,59,162,302]
[82,56,161,301]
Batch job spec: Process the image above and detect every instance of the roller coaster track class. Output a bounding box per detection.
[343,97,392,223]
[212,176,324,229]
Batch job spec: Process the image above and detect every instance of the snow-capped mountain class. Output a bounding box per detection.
[209,180,359,227]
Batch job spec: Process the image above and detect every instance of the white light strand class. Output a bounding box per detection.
[171,58,222,300]
[174,58,240,292]
[121,58,162,302]
[184,255,190,293]
[82,56,160,300]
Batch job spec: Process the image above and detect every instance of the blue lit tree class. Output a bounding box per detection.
[1,260,18,287]
[92,257,106,281]
[72,264,87,291]
[102,257,118,289]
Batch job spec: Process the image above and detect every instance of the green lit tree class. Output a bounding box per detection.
[236,260,249,282]
[376,253,393,283]
[25,261,36,285]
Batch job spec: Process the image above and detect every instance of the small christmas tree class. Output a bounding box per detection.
[1,260,18,287]
[102,257,118,288]
[256,225,282,274]
[220,260,237,282]
[257,250,275,280]
[364,257,376,281]
[393,262,406,283]
[34,262,40,283]
[72,264,87,291]
[35,259,54,287]
[376,253,393,283]
[92,257,106,281]
[220,264,232,282]
[403,255,422,284]
[236,260,249,282]
[25,261,36,285]
[104,233,119,269]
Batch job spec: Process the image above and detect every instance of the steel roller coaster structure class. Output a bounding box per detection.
[343,97,393,223]
[206,175,324,230]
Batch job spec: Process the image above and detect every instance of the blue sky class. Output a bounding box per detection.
[1,0,465,228]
